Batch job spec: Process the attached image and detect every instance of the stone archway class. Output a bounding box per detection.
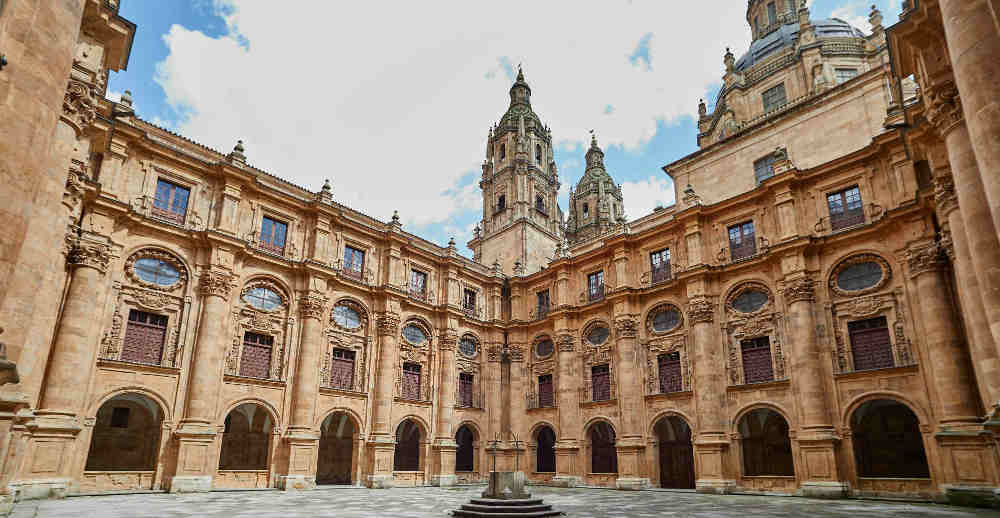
[738,408,794,476]
[85,392,163,479]
[851,399,929,478]
[535,426,556,474]
[654,415,694,489]
[317,412,357,485]
[587,421,617,475]
[394,419,423,473]
[455,425,476,474]
[217,402,273,489]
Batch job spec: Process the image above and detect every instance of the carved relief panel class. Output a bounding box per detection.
[226,278,291,380]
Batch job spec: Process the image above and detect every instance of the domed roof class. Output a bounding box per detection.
[734,18,865,72]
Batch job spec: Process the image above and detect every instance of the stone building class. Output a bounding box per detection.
[1,0,999,509]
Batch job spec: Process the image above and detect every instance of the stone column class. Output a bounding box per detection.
[279,292,327,491]
[552,332,581,487]
[927,84,1000,354]
[171,270,234,493]
[17,239,110,499]
[367,312,399,488]
[432,330,458,487]
[781,276,845,498]
[612,316,649,489]
[936,178,1000,408]
[938,0,1000,234]
[688,296,733,493]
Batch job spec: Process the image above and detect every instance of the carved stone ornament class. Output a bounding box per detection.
[848,295,884,318]
[934,176,959,218]
[688,297,715,324]
[330,299,369,333]
[905,241,945,278]
[124,249,188,292]
[828,253,891,297]
[240,279,289,313]
[377,312,400,336]
[781,276,815,304]
[556,333,575,352]
[198,270,235,299]
[62,79,97,133]
[614,317,639,339]
[645,303,683,335]
[298,292,328,321]
[439,330,458,351]
[939,228,955,262]
[66,239,112,274]
[725,281,772,316]
[923,81,963,138]
[486,343,504,362]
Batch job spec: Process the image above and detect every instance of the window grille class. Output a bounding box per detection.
[121,309,167,365]
[538,374,554,407]
[658,352,682,393]
[259,216,287,254]
[849,317,894,371]
[728,221,757,261]
[650,248,671,284]
[152,179,189,224]
[329,349,355,390]
[827,186,864,230]
[463,289,477,316]
[240,332,273,379]
[592,364,611,401]
[588,271,605,302]
[740,337,774,384]
[409,270,427,300]
[754,154,775,184]
[402,362,422,400]
[459,373,475,407]
[762,83,787,112]
[343,246,365,280]
[536,290,550,318]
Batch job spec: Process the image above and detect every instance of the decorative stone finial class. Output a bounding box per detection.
[316,178,333,204]
[228,139,246,164]
[474,224,481,238]
[448,237,456,248]
[682,183,701,206]
[698,99,707,118]
[391,210,400,224]
[724,47,735,73]
[322,178,331,192]
[121,90,133,107]
[869,4,883,31]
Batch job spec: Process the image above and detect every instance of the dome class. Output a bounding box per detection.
[734,18,866,72]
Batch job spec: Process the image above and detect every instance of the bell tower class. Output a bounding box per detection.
[468,67,563,276]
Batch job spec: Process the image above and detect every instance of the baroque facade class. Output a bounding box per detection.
[1,0,1000,509]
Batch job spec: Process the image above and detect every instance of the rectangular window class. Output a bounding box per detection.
[592,364,611,401]
[409,269,428,301]
[754,154,776,185]
[402,362,422,400]
[835,68,859,84]
[459,373,475,407]
[121,309,167,365]
[259,216,287,254]
[497,194,506,211]
[588,271,605,302]
[849,317,894,371]
[343,246,365,280]
[762,83,787,112]
[827,185,864,230]
[538,374,554,408]
[110,407,131,428]
[329,348,356,391]
[658,352,682,393]
[741,337,774,384]
[767,2,777,24]
[650,248,671,284]
[240,332,273,379]
[728,220,757,261]
[463,288,477,315]
[537,290,550,318]
[152,179,189,224]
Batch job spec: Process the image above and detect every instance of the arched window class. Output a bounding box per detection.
[499,143,506,160]
[219,403,272,471]
[497,194,506,211]
[535,144,542,162]
[654,416,694,489]
[738,408,793,476]
[85,393,163,472]
[455,425,475,472]
[394,419,423,471]
[535,195,544,212]
[582,202,589,216]
[589,422,617,474]
[536,426,556,473]
[851,399,929,478]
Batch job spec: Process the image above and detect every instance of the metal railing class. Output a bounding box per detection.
[814,203,884,235]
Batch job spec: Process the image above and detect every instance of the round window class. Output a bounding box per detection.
[536,338,554,358]
[403,324,427,345]
[732,289,768,313]
[459,337,477,358]
[244,286,283,311]
[837,261,883,291]
[587,326,610,346]
[651,307,681,332]
[333,304,362,330]
[134,258,180,286]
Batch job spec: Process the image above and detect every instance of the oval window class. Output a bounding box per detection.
[732,289,768,313]
[651,307,681,332]
[333,304,362,330]
[837,261,883,291]
[459,337,477,358]
[587,326,610,346]
[244,286,283,311]
[134,257,180,286]
[403,324,427,345]
[536,339,554,358]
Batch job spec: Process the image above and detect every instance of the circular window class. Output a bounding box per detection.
[536,338,554,358]
[837,261,883,291]
[402,324,427,345]
[587,326,610,346]
[244,286,283,311]
[732,289,768,313]
[134,258,180,286]
[651,307,681,333]
[333,304,362,330]
[459,337,477,358]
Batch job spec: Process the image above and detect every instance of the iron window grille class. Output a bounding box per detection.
[152,179,189,224]
[402,362,422,400]
[729,221,757,261]
[827,186,864,230]
[740,336,774,384]
[650,248,671,284]
[259,216,287,254]
[329,349,356,391]
[121,309,167,366]
[587,271,605,302]
[240,332,274,379]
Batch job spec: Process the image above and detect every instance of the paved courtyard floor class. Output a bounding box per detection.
[9,486,999,518]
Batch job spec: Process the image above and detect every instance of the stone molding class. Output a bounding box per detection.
[934,175,959,218]
[923,80,964,138]
[556,333,575,352]
[62,79,97,134]
[298,292,328,321]
[376,313,400,336]
[688,297,715,324]
[782,276,815,304]
[439,330,458,351]
[65,238,112,274]
[198,270,235,299]
[905,240,946,278]
[614,316,638,339]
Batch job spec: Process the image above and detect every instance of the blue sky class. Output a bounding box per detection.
[108,0,902,256]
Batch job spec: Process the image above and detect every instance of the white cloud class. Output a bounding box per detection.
[831,1,873,33]
[154,1,748,228]
[620,176,676,219]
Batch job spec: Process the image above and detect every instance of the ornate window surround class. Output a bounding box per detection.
[100,248,190,368]
[330,298,369,333]
[337,236,377,285]
[142,165,204,229]
[643,332,690,395]
[321,298,370,393]
[226,277,291,381]
[828,253,892,297]
[456,332,483,409]
[722,281,786,386]
[246,201,298,259]
[396,317,433,401]
[526,334,558,409]
[644,302,684,336]
[580,319,616,403]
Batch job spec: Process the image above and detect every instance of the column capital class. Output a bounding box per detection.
[924,80,964,138]
[297,292,328,321]
[198,270,235,299]
[556,333,576,352]
[905,240,947,278]
[439,329,458,351]
[613,316,639,339]
[781,276,816,304]
[688,297,716,324]
[64,238,112,274]
[934,175,959,218]
[939,227,956,262]
[376,312,400,336]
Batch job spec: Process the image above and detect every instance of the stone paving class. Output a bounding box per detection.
[9,486,1000,518]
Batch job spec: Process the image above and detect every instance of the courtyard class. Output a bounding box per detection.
[8,487,998,518]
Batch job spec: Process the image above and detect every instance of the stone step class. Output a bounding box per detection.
[451,510,563,518]
[468,498,546,506]
[461,503,554,513]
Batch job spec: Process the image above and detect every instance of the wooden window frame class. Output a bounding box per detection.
[536,290,550,319]
[402,362,422,400]
[259,215,288,254]
[848,317,894,371]
[657,352,682,394]
[152,178,190,224]
[728,220,757,261]
[409,269,428,301]
[740,336,775,384]
[754,154,775,185]
[121,309,168,365]
[343,245,365,280]
[827,185,864,231]
[458,372,475,408]
[329,348,356,391]
[240,331,274,379]
[591,364,612,402]
[587,271,605,302]
[650,248,671,285]
[538,374,554,408]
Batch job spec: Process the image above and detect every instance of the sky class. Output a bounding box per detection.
[107,0,903,257]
